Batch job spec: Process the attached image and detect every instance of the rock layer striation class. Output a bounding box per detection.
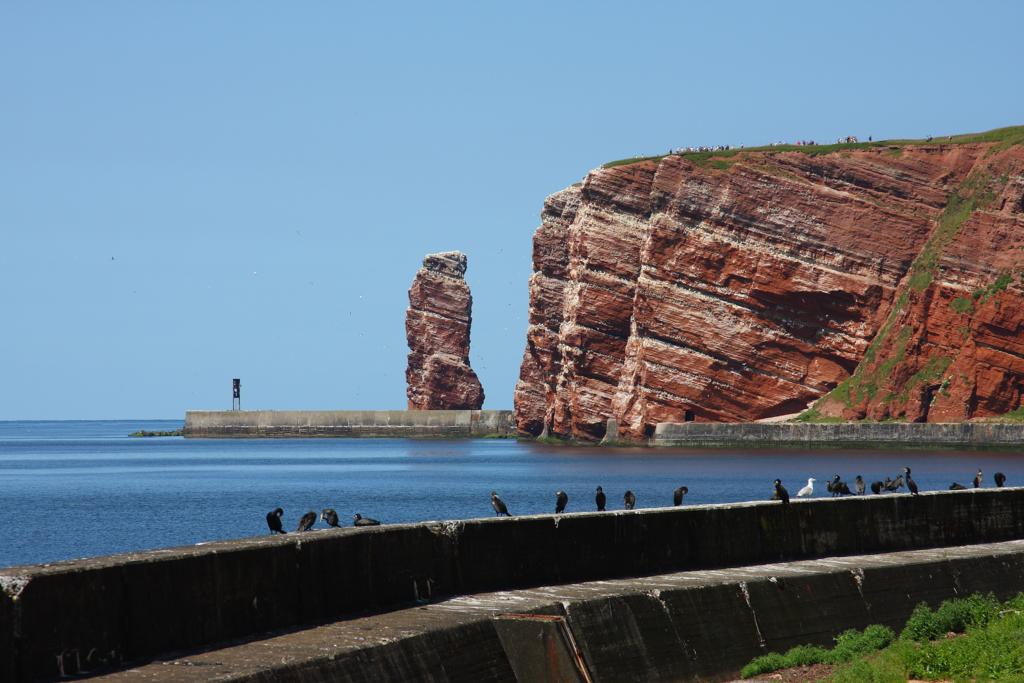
[515,132,1024,440]
[406,251,484,410]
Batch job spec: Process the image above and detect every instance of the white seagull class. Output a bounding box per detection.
[796,478,815,498]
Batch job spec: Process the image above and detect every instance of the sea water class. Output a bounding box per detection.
[1,419,1022,568]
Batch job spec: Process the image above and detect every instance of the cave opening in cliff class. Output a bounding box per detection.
[684,410,695,422]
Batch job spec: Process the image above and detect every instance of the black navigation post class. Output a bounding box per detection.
[232,378,241,411]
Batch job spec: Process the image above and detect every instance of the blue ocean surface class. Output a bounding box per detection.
[2,419,1023,568]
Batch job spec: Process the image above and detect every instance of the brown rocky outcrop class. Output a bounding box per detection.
[406,251,485,410]
[515,132,1024,440]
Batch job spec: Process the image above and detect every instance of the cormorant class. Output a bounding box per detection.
[995,472,1007,488]
[903,467,919,495]
[796,478,815,498]
[884,475,904,492]
[353,513,380,526]
[491,491,511,516]
[855,476,865,496]
[773,479,790,505]
[320,508,340,527]
[623,490,636,510]
[266,508,286,534]
[828,474,852,496]
[595,486,606,511]
[673,486,689,506]
[555,490,568,514]
[870,480,884,495]
[296,511,317,532]
[949,483,967,490]
[973,469,983,488]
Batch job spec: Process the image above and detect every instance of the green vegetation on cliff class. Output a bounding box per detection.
[602,124,1024,170]
[798,169,999,420]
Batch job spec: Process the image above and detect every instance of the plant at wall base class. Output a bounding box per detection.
[740,594,1024,681]
[740,625,895,678]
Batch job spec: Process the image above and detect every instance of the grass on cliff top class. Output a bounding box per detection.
[602,124,1024,169]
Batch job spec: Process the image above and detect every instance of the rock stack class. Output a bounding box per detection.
[406,251,485,410]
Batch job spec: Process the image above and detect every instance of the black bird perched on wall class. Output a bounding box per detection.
[266,508,286,534]
[353,513,380,526]
[555,490,568,514]
[320,508,340,528]
[296,511,317,532]
[773,479,790,505]
[870,480,884,495]
[828,474,852,497]
[673,486,689,506]
[949,483,967,490]
[995,472,1007,488]
[903,467,919,496]
[974,469,983,488]
[885,475,904,492]
[855,476,865,496]
[623,490,636,510]
[491,491,511,516]
[595,486,606,511]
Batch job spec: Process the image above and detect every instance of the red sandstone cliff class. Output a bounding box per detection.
[515,130,1024,440]
[406,251,485,410]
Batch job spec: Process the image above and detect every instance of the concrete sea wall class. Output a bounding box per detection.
[5,488,1024,680]
[183,409,515,438]
[99,540,1024,682]
[654,420,1024,447]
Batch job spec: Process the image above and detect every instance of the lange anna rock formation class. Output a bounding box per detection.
[406,251,485,410]
[514,128,1024,441]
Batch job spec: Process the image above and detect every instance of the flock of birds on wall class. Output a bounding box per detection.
[265,508,380,534]
[265,468,1008,532]
[773,466,1006,504]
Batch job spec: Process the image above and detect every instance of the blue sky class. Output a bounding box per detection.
[1,1,1022,419]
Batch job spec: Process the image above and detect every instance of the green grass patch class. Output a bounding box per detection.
[973,271,1014,305]
[950,295,974,313]
[907,171,994,292]
[602,125,1024,169]
[740,625,896,678]
[893,355,951,404]
[991,406,1024,423]
[829,643,915,683]
[826,593,1024,682]
[901,593,1002,642]
[802,169,998,419]
[794,405,847,423]
[602,154,666,169]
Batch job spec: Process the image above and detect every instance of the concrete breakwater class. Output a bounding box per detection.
[99,540,1024,682]
[183,409,515,438]
[653,420,1024,448]
[4,488,1024,680]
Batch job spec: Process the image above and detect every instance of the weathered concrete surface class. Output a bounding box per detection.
[654,420,1024,447]
[182,409,515,438]
[94,540,1024,682]
[6,488,1024,680]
